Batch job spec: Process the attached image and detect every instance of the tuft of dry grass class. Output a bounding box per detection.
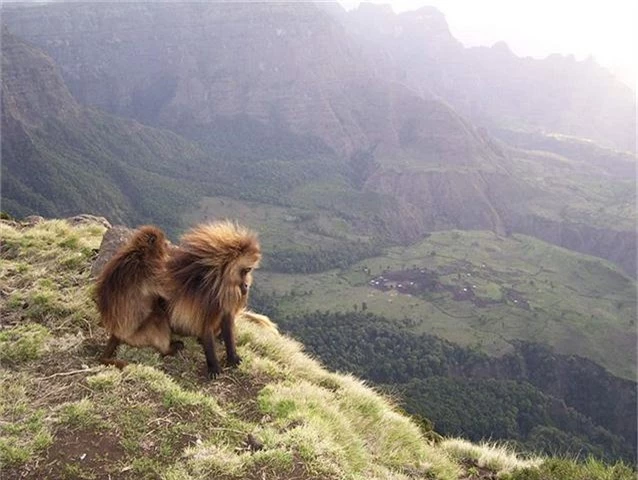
[441,438,542,474]
[239,320,462,480]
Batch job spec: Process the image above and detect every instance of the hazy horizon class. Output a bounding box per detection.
[4,0,635,86]
[339,0,637,88]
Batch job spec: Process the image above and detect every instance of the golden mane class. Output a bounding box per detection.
[167,221,261,324]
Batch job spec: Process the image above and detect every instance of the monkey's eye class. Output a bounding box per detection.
[241,267,252,276]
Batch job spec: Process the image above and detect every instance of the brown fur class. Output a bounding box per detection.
[94,225,181,367]
[166,221,262,379]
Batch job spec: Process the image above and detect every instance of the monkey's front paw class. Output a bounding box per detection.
[227,354,242,368]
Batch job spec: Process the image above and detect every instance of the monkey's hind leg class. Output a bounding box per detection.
[100,335,128,369]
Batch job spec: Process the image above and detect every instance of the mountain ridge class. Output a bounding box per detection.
[341,2,636,152]
[3,1,634,276]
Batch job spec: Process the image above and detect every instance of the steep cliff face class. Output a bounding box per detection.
[2,4,358,154]
[1,31,80,128]
[2,2,498,161]
[364,169,510,236]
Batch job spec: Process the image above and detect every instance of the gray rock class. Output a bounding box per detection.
[22,215,45,226]
[66,214,112,229]
[90,226,134,278]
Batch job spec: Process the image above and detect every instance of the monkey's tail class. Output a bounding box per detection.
[239,309,279,334]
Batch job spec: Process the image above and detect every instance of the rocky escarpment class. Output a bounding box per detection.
[2,3,372,155]
[1,30,80,128]
[2,2,501,162]
[1,30,212,231]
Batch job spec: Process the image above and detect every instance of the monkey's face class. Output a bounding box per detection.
[237,266,254,296]
[230,255,260,298]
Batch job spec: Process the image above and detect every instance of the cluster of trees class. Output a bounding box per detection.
[264,241,383,273]
[508,342,637,450]
[400,377,630,461]
[258,307,636,463]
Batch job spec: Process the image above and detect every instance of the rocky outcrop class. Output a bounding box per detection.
[66,214,111,229]
[2,2,500,161]
[89,225,133,279]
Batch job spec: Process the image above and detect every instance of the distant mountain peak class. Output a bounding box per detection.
[490,40,513,54]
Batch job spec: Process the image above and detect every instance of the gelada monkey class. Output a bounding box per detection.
[94,226,182,368]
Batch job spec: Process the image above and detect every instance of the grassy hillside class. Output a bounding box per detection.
[1,219,634,479]
[255,230,636,381]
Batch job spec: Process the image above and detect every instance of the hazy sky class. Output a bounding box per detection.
[339,0,637,86]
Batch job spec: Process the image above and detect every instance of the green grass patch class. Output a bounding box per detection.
[0,220,104,334]
[0,374,53,467]
[0,323,50,364]
[58,399,103,430]
[261,230,636,379]
[61,463,97,480]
